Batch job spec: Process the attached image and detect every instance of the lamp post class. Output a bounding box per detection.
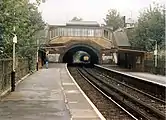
[36,39,39,71]
[11,33,17,92]
[149,39,158,74]
[11,9,17,92]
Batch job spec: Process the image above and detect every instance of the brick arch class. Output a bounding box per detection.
[63,39,103,50]
[59,43,101,64]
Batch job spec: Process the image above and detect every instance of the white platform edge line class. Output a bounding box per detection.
[65,64,106,120]
[0,73,30,98]
[95,64,166,87]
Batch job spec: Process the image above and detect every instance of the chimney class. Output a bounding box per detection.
[123,16,126,27]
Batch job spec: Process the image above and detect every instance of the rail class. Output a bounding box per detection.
[78,67,165,120]
[94,64,166,100]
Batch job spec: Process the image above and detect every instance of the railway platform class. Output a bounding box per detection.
[0,63,104,120]
[101,65,166,87]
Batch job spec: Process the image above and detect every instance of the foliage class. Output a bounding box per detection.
[128,3,165,51]
[0,0,45,59]
[104,9,124,31]
[71,17,83,21]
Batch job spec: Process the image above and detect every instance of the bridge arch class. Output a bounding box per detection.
[59,44,100,64]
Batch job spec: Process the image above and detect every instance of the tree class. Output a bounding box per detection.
[0,0,45,58]
[0,24,4,53]
[128,3,165,51]
[104,9,124,31]
[71,17,83,21]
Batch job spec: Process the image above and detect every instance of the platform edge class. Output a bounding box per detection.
[65,64,106,120]
[95,64,166,87]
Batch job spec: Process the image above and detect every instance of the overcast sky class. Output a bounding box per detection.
[36,0,165,25]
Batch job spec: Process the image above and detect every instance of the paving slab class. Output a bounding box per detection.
[0,64,70,120]
[128,72,166,86]
[101,65,166,87]
[0,63,105,120]
[62,66,105,120]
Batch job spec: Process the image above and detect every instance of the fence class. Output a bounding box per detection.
[0,58,30,95]
[144,59,166,75]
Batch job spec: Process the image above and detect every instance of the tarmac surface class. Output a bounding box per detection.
[101,65,166,86]
[0,64,104,120]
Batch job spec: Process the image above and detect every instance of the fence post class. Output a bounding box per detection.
[28,57,31,72]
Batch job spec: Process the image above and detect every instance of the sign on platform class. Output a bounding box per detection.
[13,35,17,43]
[154,50,157,55]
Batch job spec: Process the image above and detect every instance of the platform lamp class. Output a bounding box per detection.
[11,32,17,92]
[149,38,158,74]
[35,0,47,71]
[11,7,17,91]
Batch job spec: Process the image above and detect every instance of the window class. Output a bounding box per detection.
[136,56,141,64]
[104,30,109,38]
[60,28,64,36]
[51,30,53,38]
[57,28,60,36]
[71,28,74,36]
[63,28,67,36]
[77,29,80,36]
[88,29,94,36]
[54,29,56,37]
[75,28,78,36]
[68,28,71,36]
[53,29,55,37]
[83,29,88,36]
[56,28,58,36]
[49,31,51,39]
[95,29,102,37]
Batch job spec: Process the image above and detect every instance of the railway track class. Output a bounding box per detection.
[77,67,165,120]
[94,65,165,101]
[89,68,166,112]
[68,66,134,120]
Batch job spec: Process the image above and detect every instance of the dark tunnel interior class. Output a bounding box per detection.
[62,46,99,64]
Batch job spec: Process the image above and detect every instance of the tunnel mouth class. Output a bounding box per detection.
[62,45,99,64]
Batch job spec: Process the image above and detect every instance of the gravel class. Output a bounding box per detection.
[68,67,134,120]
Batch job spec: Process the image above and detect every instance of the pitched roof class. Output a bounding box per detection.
[66,21,100,27]
[113,28,131,47]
